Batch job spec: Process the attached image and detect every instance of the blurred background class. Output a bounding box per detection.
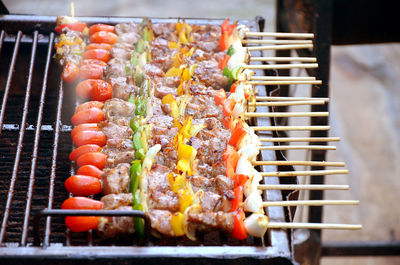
[3,0,400,264]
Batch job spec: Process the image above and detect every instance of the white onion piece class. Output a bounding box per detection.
[238,144,259,161]
[244,169,262,197]
[244,192,264,213]
[232,101,244,120]
[236,25,249,40]
[244,214,269,238]
[236,153,253,177]
[183,204,201,241]
[142,144,161,171]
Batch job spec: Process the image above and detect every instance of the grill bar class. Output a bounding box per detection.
[0,31,24,244]
[21,32,54,246]
[44,79,64,247]
[0,31,22,137]
[0,30,5,55]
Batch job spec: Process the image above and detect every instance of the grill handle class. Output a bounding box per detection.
[33,209,150,247]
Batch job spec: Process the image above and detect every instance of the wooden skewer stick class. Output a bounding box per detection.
[245,32,314,38]
[242,39,312,45]
[260,169,349,177]
[250,76,316,81]
[259,137,340,142]
[251,125,330,131]
[258,184,349,190]
[70,2,75,17]
[262,200,359,207]
[259,145,336,151]
[268,222,362,230]
[250,57,317,63]
[255,96,328,102]
[249,100,325,107]
[244,112,329,118]
[243,63,318,70]
[247,80,322,86]
[253,161,345,167]
[247,44,313,51]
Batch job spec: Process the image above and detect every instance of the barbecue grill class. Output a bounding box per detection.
[0,13,303,264]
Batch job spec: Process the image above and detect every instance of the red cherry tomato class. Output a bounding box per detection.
[69,144,101,161]
[62,62,79,83]
[61,196,103,210]
[81,59,107,67]
[90,31,118,44]
[73,131,107,147]
[83,49,110,62]
[230,186,243,212]
[77,165,103,179]
[71,123,100,138]
[232,209,247,240]
[90,80,112,101]
[80,63,104,80]
[71,107,105,125]
[223,145,239,179]
[65,216,100,232]
[76,152,107,169]
[75,79,112,101]
[214,89,226,106]
[55,22,87,34]
[89,24,115,35]
[74,101,104,115]
[65,175,102,196]
[86,43,112,51]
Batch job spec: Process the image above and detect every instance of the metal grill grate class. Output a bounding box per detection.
[0,14,294,264]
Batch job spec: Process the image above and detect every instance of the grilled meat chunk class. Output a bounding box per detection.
[103,98,136,120]
[148,209,174,237]
[187,211,234,233]
[98,206,135,237]
[102,163,131,195]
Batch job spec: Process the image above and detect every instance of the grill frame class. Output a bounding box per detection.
[0,14,295,264]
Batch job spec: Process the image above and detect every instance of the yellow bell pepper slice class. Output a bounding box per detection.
[168,173,186,193]
[171,212,185,237]
[178,189,193,213]
[168,41,180,49]
[165,66,180,77]
[162,94,179,120]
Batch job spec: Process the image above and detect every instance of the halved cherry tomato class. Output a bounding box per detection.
[74,101,104,115]
[62,196,103,210]
[219,32,229,51]
[75,79,112,101]
[83,49,110,62]
[81,59,107,67]
[61,196,103,233]
[223,145,239,179]
[232,209,247,240]
[73,130,107,147]
[214,89,226,106]
[233,174,248,188]
[218,54,230,70]
[229,121,247,147]
[80,63,104,80]
[76,152,107,169]
[71,107,105,125]
[230,83,237,93]
[222,116,234,130]
[77,165,103,179]
[221,19,237,36]
[71,123,100,138]
[65,175,102,196]
[90,80,112,101]
[223,98,236,117]
[65,216,100,232]
[89,24,115,35]
[86,43,112,51]
[69,144,101,161]
[90,31,118,44]
[55,22,87,34]
[62,62,79,83]
[230,185,243,212]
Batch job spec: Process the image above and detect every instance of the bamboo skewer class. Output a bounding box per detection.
[250,76,316,81]
[259,145,336,151]
[251,125,330,131]
[262,200,359,207]
[242,39,312,45]
[250,57,317,63]
[253,161,345,167]
[249,100,325,107]
[247,80,322,86]
[255,96,328,102]
[259,137,340,142]
[260,169,349,177]
[245,32,314,38]
[247,44,313,51]
[268,222,362,230]
[243,63,318,70]
[258,184,349,190]
[244,112,329,118]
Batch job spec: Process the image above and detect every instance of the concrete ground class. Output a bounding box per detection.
[4,0,400,264]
